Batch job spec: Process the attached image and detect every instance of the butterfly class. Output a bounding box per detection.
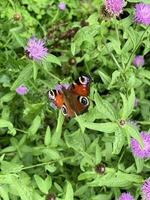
[47,75,91,117]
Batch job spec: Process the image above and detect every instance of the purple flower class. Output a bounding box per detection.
[134,3,150,25]
[16,85,28,95]
[119,192,134,200]
[131,131,150,158]
[104,0,124,16]
[133,55,145,67]
[141,178,150,200]
[55,83,69,91]
[25,37,48,61]
[58,2,66,10]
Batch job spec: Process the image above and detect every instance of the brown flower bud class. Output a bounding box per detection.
[95,163,105,174]
[68,57,76,65]
[13,13,22,21]
[45,193,56,200]
[119,119,126,126]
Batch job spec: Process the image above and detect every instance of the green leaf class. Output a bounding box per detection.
[45,54,61,66]
[71,42,76,56]
[42,148,61,160]
[74,185,89,196]
[75,114,86,133]
[44,126,51,146]
[0,119,16,135]
[112,128,125,155]
[124,27,137,49]
[127,0,149,3]
[54,182,63,193]
[98,70,111,86]
[23,103,45,123]
[65,130,87,152]
[120,93,128,119]
[127,88,135,116]
[51,111,64,147]
[8,175,32,200]
[124,124,143,147]
[73,25,100,54]
[94,92,117,121]
[64,181,74,200]
[10,26,25,47]
[140,69,150,80]
[0,92,15,103]
[87,13,98,25]
[32,61,38,80]
[108,70,120,89]
[95,144,102,164]
[78,171,97,181]
[88,171,143,187]
[109,35,121,54]
[11,64,32,90]
[135,157,144,173]
[120,89,135,119]
[91,194,112,200]
[1,161,23,173]
[45,164,57,173]
[127,73,136,88]
[0,185,9,200]
[84,122,118,133]
[34,175,51,194]
[45,176,52,192]
[27,115,41,138]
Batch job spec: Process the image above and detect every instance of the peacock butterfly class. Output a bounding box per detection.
[47,75,91,117]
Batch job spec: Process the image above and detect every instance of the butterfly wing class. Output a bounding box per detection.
[67,75,91,115]
[48,76,91,117]
[70,75,91,96]
[48,89,75,117]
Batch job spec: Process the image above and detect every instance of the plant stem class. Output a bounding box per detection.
[45,70,61,82]
[126,26,149,69]
[21,156,72,170]
[104,41,122,71]
[15,128,29,134]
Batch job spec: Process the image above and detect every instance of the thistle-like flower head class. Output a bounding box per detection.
[131,131,150,158]
[16,85,28,95]
[25,37,48,61]
[133,55,145,67]
[134,3,150,25]
[119,192,134,200]
[104,0,124,16]
[141,178,150,200]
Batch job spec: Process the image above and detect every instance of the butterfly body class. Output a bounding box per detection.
[48,75,91,117]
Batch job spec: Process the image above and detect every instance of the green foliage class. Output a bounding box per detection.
[0,0,150,199]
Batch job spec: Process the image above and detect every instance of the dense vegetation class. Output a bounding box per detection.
[0,0,150,199]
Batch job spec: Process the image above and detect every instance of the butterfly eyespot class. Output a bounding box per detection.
[79,76,89,85]
[61,105,68,116]
[79,96,89,106]
[48,90,56,100]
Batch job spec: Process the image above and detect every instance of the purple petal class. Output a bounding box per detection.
[25,37,48,61]
[131,131,150,158]
[119,192,134,200]
[58,2,66,10]
[16,85,28,95]
[134,3,150,25]
[105,0,124,16]
[141,178,150,200]
[133,55,145,67]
